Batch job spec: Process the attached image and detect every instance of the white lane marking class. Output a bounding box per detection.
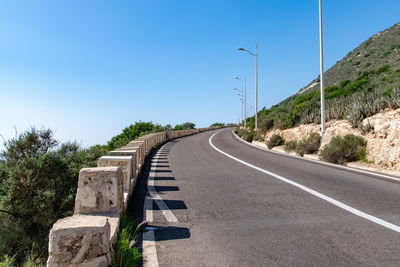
[231,130,400,183]
[148,149,178,223]
[209,131,400,233]
[143,230,159,267]
[143,145,177,267]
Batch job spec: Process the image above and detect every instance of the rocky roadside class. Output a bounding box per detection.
[250,108,400,178]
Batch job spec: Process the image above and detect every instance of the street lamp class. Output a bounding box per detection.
[235,76,247,127]
[233,88,243,124]
[319,0,325,137]
[238,45,258,130]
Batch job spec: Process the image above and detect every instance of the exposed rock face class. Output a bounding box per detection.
[74,167,124,215]
[261,108,400,171]
[47,215,111,267]
[363,109,400,170]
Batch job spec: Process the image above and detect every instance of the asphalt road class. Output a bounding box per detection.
[128,128,400,267]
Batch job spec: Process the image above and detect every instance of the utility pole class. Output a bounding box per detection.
[319,0,325,137]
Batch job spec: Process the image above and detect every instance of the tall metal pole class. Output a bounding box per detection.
[319,0,325,137]
[255,44,258,131]
[244,76,247,127]
[240,91,243,124]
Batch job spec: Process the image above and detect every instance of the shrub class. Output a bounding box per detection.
[319,134,366,164]
[376,65,390,75]
[237,129,247,138]
[233,128,239,134]
[267,134,284,149]
[259,117,274,132]
[107,122,165,150]
[253,131,264,142]
[284,140,298,153]
[296,132,321,156]
[174,122,196,131]
[210,122,224,127]
[0,128,107,264]
[242,130,254,143]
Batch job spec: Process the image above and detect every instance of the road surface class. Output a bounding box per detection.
[128,128,400,266]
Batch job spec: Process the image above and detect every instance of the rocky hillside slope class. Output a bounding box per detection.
[249,22,400,131]
[261,108,400,172]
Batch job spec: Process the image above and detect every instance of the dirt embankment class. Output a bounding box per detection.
[260,108,400,172]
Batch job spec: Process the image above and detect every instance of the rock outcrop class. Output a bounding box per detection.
[261,108,400,171]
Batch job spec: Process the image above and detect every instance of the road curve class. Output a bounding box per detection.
[128,128,400,267]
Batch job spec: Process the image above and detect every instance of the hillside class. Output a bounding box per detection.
[249,22,400,131]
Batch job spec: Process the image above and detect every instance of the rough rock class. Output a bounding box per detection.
[363,109,400,170]
[74,167,124,215]
[47,215,111,267]
[97,156,134,194]
[260,108,400,171]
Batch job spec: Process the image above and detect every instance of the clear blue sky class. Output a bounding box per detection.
[1,0,399,147]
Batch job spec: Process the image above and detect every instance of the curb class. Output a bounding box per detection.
[230,130,400,184]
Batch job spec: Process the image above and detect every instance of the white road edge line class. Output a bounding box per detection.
[231,129,400,183]
[143,145,178,267]
[209,131,400,233]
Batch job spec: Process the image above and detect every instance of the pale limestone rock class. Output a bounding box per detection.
[108,150,137,180]
[74,167,124,215]
[97,156,133,194]
[259,108,400,171]
[47,215,111,267]
[363,108,400,170]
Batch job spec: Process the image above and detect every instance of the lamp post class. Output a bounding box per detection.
[319,0,325,137]
[235,76,247,127]
[234,88,243,124]
[238,45,258,130]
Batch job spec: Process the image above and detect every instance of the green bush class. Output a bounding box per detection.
[174,122,196,131]
[284,140,298,153]
[237,129,247,138]
[242,130,254,143]
[320,134,366,164]
[210,122,225,127]
[296,132,321,156]
[376,65,390,75]
[233,128,239,134]
[267,134,284,149]
[259,116,274,132]
[253,131,264,142]
[0,128,107,265]
[107,122,165,150]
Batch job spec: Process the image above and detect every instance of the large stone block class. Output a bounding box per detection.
[97,156,133,195]
[75,167,124,215]
[47,215,111,267]
[108,150,138,188]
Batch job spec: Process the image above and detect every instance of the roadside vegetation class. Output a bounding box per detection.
[319,134,366,164]
[0,128,107,266]
[266,134,284,149]
[112,215,144,267]
[244,22,400,131]
[107,121,196,150]
[0,120,200,265]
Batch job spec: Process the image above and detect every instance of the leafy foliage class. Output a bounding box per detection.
[245,22,400,132]
[296,133,321,156]
[112,215,144,267]
[267,134,284,149]
[284,140,298,153]
[210,122,225,127]
[319,134,366,164]
[0,128,107,265]
[107,122,165,150]
[173,122,196,131]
